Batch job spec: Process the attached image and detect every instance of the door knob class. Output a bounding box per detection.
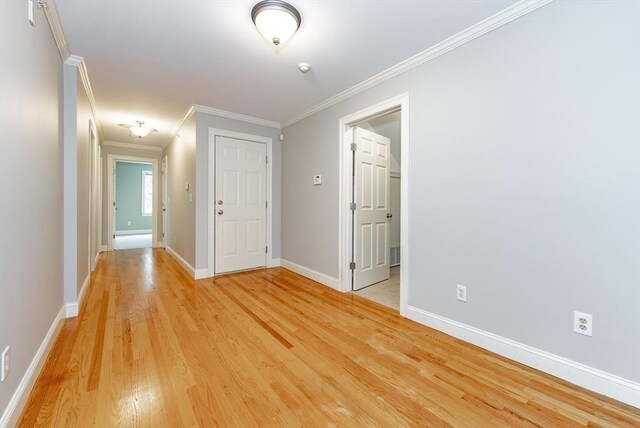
[386,213,392,219]
[217,210,224,215]
[217,200,223,205]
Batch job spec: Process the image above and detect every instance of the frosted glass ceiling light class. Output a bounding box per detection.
[118,120,157,139]
[251,0,301,46]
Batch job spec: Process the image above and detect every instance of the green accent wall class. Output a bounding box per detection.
[115,162,152,232]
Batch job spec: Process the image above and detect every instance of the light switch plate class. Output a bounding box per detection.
[313,175,322,185]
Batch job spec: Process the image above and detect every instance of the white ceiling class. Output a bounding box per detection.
[56,0,516,147]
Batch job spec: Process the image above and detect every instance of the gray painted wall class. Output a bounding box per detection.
[0,1,64,417]
[194,112,282,270]
[100,145,163,246]
[115,162,153,232]
[282,1,640,381]
[164,115,197,266]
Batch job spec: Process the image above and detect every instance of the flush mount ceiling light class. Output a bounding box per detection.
[118,121,157,139]
[297,62,311,73]
[251,0,301,46]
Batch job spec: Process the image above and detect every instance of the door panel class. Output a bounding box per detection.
[215,136,267,273]
[353,127,391,290]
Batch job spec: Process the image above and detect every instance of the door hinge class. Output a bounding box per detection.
[266,201,268,209]
[113,234,115,239]
[112,202,115,207]
[350,143,357,151]
[162,232,165,238]
[265,246,268,254]
[266,156,268,164]
[349,261,356,270]
[349,202,356,211]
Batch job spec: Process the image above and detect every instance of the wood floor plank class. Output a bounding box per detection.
[17,248,640,427]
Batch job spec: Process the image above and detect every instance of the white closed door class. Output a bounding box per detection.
[353,127,391,290]
[215,136,267,274]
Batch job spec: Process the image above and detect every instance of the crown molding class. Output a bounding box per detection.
[163,105,196,149]
[103,141,163,152]
[63,55,104,144]
[44,0,105,143]
[42,0,70,60]
[193,104,281,129]
[281,0,554,128]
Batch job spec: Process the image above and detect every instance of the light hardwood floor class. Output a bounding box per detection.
[19,249,640,427]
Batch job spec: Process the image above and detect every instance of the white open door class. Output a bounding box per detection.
[162,156,168,245]
[353,127,391,290]
[215,136,267,273]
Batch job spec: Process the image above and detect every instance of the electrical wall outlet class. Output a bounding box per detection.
[573,311,593,337]
[1,346,9,382]
[456,284,467,302]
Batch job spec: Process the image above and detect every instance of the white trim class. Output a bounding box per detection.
[107,155,159,251]
[281,260,339,290]
[194,269,210,280]
[92,250,100,271]
[163,106,195,149]
[76,58,103,141]
[100,245,108,252]
[268,258,281,268]
[0,307,65,428]
[115,229,152,236]
[194,104,281,129]
[63,302,77,318]
[208,129,273,277]
[281,0,553,128]
[405,305,640,408]
[165,245,196,277]
[338,93,410,317]
[64,272,91,318]
[42,0,70,60]
[103,140,163,152]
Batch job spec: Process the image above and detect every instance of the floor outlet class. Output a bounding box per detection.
[573,311,593,337]
[456,284,467,302]
[1,346,9,382]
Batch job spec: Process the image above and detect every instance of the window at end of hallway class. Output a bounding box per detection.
[142,170,153,216]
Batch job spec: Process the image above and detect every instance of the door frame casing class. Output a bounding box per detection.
[338,93,410,316]
[106,154,159,251]
[208,128,274,277]
[161,155,168,246]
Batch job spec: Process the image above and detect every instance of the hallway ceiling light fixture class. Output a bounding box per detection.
[297,62,311,73]
[118,121,157,139]
[251,0,301,46]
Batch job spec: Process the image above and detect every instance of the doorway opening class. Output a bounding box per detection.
[352,111,402,309]
[107,155,159,251]
[338,94,409,315]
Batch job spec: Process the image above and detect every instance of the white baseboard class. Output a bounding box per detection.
[91,251,100,271]
[114,229,152,236]
[268,258,281,268]
[100,245,107,252]
[155,241,165,249]
[0,306,65,428]
[405,305,640,408]
[64,273,91,318]
[194,269,210,280]
[280,259,338,290]
[165,245,196,278]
